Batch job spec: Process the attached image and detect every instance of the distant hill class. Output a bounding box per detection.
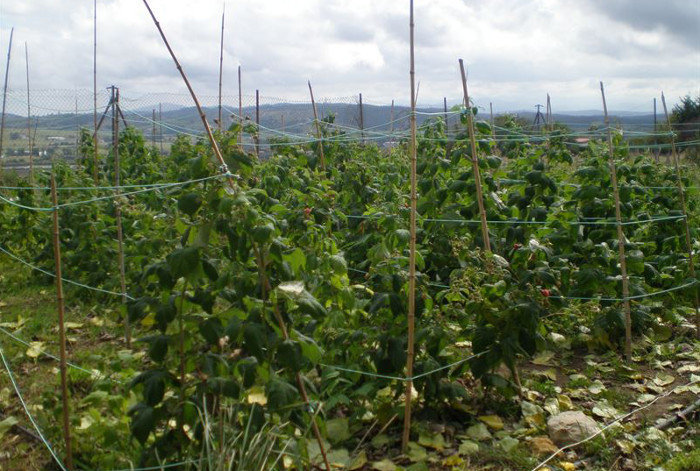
[0,103,660,139]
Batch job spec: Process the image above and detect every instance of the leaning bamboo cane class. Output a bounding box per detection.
[661,92,699,339]
[217,4,225,132]
[51,172,73,469]
[401,0,418,453]
[25,42,34,185]
[0,27,14,180]
[459,59,491,252]
[93,0,99,183]
[600,82,633,361]
[307,81,326,171]
[141,0,235,189]
[112,87,130,347]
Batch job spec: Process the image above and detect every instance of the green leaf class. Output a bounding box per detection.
[277,339,303,370]
[244,323,267,360]
[138,335,169,363]
[252,223,275,244]
[266,378,298,409]
[326,417,351,444]
[199,318,223,346]
[129,403,155,444]
[178,193,203,216]
[166,246,200,279]
[283,248,306,274]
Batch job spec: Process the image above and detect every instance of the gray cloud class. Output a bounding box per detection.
[0,0,697,113]
[589,0,700,50]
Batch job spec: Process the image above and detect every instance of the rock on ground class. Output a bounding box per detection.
[547,411,600,447]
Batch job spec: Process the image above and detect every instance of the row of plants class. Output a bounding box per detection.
[0,110,697,469]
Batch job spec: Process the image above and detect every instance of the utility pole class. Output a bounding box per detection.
[533,104,546,130]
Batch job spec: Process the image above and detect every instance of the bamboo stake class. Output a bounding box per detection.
[653,98,659,163]
[25,42,33,185]
[358,93,365,144]
[546,93,552,131]
[401,0,418,452]
[443,96,448,131]
[0,27,14,180]
[152,109,156,149]
[237,65,243,146]
[111,87,130,347]
[93,0,99,183]
[255,89,260,158]
[390,99,395,134]
[159,103,163,154]
[307,81,326,171]
[459,59,491,252]
[600,82,633,361]
[255,251,331,471]
[141,0,235,189]
[50,172,73,469]
[661,92,699,338]
[217,4,225,132]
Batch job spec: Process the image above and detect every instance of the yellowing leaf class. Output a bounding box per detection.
[442,454,463,466]
[25,341,44,358]
[653,373,675,387]
[478,415,504,430]
[64,322,83,330]
[559,461,576,471]
[246,388,267,406]
[532,351,555,366]
[407,442,427,462]
[372,459,396,471]
[348,451,368,470]
[417,430,447,450]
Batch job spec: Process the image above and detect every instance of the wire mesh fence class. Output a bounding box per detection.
[0,87,698,171]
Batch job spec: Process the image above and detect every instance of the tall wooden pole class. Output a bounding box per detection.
[443,96,448,132]
[159,103,163,154]
[546,94,552,131]
[459,60,491,252]
[255,89,260,158]
[308,81,326,171]
[661,92,699,338]
[237,65,243,146]
[401,0,418,453]
[93,0,99,184]
[600,82,633,361]
[217,4,225,132]
[51,172,73,469]
[653,98,659,163]
[358,93,365,143]
[0,27,14,179]
[111,87,130,347]
[141,0,235,189]
[390,99,395,134]
[151,109,156,149]
[25,42,34,185]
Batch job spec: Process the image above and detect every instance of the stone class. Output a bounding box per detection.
[547,411,600,447]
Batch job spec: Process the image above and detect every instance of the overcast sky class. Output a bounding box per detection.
[0,0,698,112]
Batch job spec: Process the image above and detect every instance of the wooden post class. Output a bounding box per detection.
[459,59,491,252]
[390,99,395,134]
[25,42,34,185]
[653,98,659,163]
[661,92,700,338]
[0,27,14,179]
[255,89,260,158]
[159,103,163,154]
[141,0,235,189]
[50,172,73,469]
[443,96,448,132]
[401,0,418,452]
[600,82,633,361]
[111,87,130,347]
[358,93,365,143]
[93,0,99,184]
[546,94,552,131]
[307,81,326,171]
[238,65,243,146]
[217,4,225,132]
[151,109,156,149]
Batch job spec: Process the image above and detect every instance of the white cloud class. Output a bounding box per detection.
[0,0,697,112]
